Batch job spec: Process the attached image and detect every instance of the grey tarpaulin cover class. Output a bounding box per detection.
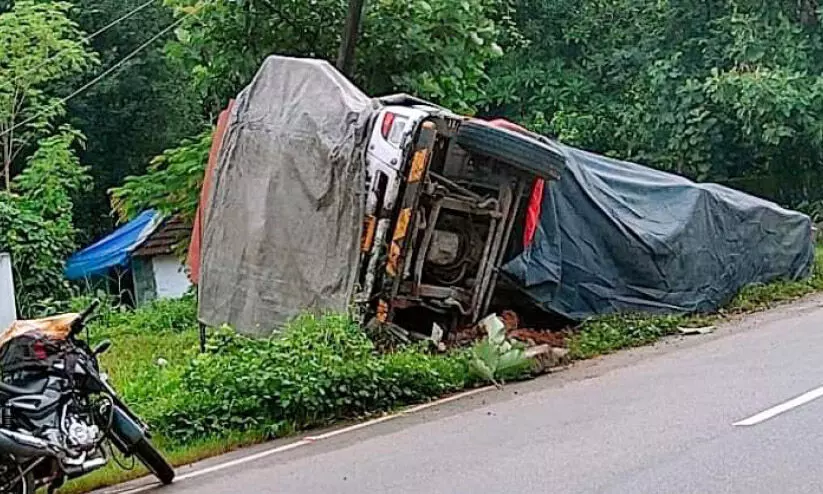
[198,56,375,335]
[503,145,815,320]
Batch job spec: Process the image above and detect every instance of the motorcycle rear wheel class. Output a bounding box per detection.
[132,439,174,485]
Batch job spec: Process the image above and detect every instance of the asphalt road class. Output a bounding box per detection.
[102,295,823,494]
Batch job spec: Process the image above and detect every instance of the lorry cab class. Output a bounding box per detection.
[358,98,565,341]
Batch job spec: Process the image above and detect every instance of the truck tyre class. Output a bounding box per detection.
[455,119,565,179]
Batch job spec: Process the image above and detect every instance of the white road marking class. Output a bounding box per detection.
[733,385,823,426]
[106,385,495,494]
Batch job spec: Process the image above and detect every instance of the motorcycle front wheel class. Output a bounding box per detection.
[0,464,33,494]
[132,438,174,485]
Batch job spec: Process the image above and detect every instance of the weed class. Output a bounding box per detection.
[469,315,531,385]
[153,315,473,442]
[567,246,823,359]
[568,314,683,360]
[55,245,823,492]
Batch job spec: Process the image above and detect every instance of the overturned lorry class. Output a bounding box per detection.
[188,56,814,338]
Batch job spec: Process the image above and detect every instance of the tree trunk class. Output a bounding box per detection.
[336,0,366,76]
[800,0,819,26]
[2,132,9,192]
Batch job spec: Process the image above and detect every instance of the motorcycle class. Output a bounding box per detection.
[0,300,174,493]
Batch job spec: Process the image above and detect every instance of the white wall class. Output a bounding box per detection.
[0,253,17,330]
[151,255,191,300]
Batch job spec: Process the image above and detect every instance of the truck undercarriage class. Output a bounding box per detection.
[357,105,565,341]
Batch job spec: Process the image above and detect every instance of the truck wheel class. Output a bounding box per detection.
[455,119,565,179]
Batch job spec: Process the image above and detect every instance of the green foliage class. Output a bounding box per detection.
[483,0,823,204]
[0,128,91,316]
[79,296,201,433]
[469,315,530,385]
[88,293,199,334]
[357,0,513,113]
[53,247,823,491]
[165,0,514,114]
[69,0,201,242]
[150,313,470,443]
[75,298,471,448]
[0,1,97,189]
[164,0,346,113]
[109,130,211,223]
[117,0,517,223]
[13,127,91,216]
[568,314,684,360]
[796,199,823,223]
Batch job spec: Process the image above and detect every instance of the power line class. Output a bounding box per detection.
[0,12,193,139]
[85,0,159,43]
[15,0,160,82]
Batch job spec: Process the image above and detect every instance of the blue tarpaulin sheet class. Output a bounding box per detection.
[502,145,815,320]
[64,210,162,280]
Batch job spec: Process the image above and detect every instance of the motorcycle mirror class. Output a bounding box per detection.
[93,339,112,355]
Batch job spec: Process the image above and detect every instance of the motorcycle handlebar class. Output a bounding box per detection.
[70,300,100,336]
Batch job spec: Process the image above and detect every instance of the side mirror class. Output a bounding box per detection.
[92,339,112,356]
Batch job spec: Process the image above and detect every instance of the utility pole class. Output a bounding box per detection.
[336,0,366,76]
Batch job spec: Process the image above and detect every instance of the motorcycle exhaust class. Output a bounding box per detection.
[0,428,51,458]
[64,457,106,476]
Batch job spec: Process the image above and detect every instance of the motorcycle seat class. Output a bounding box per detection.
[0,314,80,348]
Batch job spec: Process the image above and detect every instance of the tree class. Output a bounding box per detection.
[482,0,823,204]
[69,0,201,242]
[111,0,516,230]
[164,0,347,115]
[356,0,512,113]
[0,1,97,190]
[110,129,211,224]
[164,0,514,114]
[0,127,91,316]
[117,0,823,225]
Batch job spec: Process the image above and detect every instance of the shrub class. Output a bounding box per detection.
[0,129,91,316]
[97,294,199,334]
[152,314,472,443]
[76,296,200,425]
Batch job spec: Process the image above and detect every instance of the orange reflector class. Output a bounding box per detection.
[393,208,411,241]
[361,215,376,252]
[408,149,428,183]
[386,242,401,276]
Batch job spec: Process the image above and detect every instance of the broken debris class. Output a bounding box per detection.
[677,325,716,335]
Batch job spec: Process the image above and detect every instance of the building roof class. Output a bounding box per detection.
[65,210,163,280]
[133,216,191,257]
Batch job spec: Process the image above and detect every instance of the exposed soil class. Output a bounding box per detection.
[448,308,569,348]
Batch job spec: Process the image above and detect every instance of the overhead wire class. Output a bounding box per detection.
[0,10,194,139]
[11,0,160,85]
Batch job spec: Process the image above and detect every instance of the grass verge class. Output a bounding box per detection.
[568,245,823,359]
[60,246,823,492]
[58,300,480,493]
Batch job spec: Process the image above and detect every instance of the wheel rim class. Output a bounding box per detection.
[0,462,28,494]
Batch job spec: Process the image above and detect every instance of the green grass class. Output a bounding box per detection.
[75,297,201,423]
[59,430,268,494]
[57,300,274,493]
[57,300,475,493]
[568,245,823,360]
[56,297,208,492]
[58,246,823,492]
